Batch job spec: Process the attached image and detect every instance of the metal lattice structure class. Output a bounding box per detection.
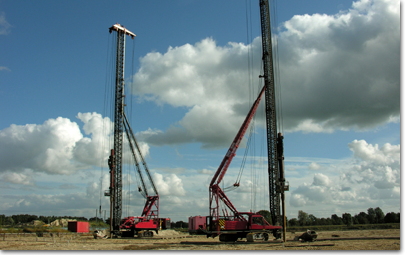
[209,86,266,228]
[108,24,136,234]
[259,0,287,229]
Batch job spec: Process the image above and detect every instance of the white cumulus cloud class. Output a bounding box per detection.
[153,173,186,196]
[130,0,399,148]
[289,139,400,215]
[0,112,151,185]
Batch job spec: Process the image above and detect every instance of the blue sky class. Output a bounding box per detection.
[0,0,401,223]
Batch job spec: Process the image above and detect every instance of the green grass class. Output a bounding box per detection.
[23,226,70,233]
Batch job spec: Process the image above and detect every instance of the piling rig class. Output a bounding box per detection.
[106,23,160,238]
[189,0,289,242]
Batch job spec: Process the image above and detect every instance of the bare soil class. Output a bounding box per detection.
[0,229,400,250]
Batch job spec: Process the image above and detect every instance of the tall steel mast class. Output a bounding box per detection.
[107,23,136,235]
[259,0,288,241]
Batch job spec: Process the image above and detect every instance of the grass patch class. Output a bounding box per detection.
[0,227,20,233]
[23,226,69,233]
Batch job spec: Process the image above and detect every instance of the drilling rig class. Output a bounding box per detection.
[189,0,288,242]
[105,23,164,238]
[260,0,289,241]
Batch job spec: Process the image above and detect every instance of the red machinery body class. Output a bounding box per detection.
[115,114,161,237]
[217,213,281,232]
[189,86,282,242]
[119,194,160,236]
[190,213,281,233]
[120,217,158,231]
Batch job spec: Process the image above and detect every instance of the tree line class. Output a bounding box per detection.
[257,207,399,227]
[1,206,399,228]
[0,214,88,226]
[287,207,400,227]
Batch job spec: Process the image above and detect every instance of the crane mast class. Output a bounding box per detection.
[189,1,289,242]
[259,0,288,238]
[107,23,162,238]
[108,23,136,235]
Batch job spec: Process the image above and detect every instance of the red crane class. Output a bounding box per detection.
[106,23,169,238]
[118,114,160,237]
[189,0,288,242]
[205,86,281,242]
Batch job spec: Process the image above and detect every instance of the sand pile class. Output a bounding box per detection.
[155,230,182,237]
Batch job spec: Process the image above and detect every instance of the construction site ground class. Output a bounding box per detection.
[0,229,400,251]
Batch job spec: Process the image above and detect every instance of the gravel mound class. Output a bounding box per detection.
[155,230,182,237]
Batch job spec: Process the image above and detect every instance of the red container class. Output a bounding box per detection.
[68,221,89,233]
[188,216,206,234]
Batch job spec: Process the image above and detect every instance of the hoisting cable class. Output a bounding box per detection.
[98,32,115,219]
[123,116,148,199]
[122,33,138,212]
[271,0,284,134]
[225,0,258,193]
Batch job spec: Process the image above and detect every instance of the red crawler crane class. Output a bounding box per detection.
[206,86,281,242]
[106,23,169,238]
[118,114,160,237]
[189,0,289,242]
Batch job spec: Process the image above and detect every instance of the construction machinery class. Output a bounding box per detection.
[105,23,165,238]
[189,0,288,242]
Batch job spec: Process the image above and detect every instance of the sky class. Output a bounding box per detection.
[0,0,402,224]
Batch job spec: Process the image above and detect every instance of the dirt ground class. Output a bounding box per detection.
[0,229,400,251]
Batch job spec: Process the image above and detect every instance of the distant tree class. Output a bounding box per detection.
[374,207,385,223]
[397,213,400,223]
[384,212,398,223]
[352,215,359,225]
[314,218,323,226]
[357,212,369,224]
[39,216,48,223]
[297,210,308,226]
[317,218,325,225]
[367,208,377,224]
[5,216,14,226]
[17,214,35,223]
[331,214,343,225]
[309,214,318,226]
[318,217,332,226]
[0,215,5,226]
[288,218,298,227]
[342,213,352,227]
[89,217,104,222]
[175,221,184,228]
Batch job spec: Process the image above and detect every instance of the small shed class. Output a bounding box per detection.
[68,221,89,233]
